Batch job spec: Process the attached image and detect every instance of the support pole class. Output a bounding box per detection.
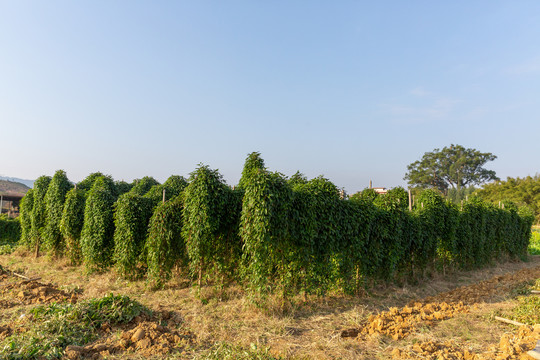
[0,195,3,215]
[162,188,166,204]
[408,189,412,211]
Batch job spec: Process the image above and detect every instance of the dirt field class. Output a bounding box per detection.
[0,252,539,359]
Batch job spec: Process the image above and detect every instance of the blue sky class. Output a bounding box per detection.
[1,1,539,193]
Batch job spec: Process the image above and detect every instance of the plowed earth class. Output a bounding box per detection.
[64,321,195,359]
[393,324,540,359]
[341,265,540,343]
[0,268,78,308]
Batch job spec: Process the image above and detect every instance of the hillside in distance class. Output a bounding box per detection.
[0,176,34,188]
[0,179,30,195]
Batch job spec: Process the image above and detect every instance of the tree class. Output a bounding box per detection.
[404,144,498,192]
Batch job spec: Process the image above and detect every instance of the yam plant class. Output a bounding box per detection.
[113,193,154,278]
[146,195,186,288]
[30,175,52,254]
[43,170,73,256]
[18,189,34,246]
[60,188,86,265]
[129,176,160,196]
[183,165,240,286]
[80,176,117,270]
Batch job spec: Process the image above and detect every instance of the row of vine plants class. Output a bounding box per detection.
[16,153,534,299]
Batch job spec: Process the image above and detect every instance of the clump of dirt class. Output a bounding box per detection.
[343,265,540,341]
[392,340,477,359]
[343,301,469,340]
[485,324,540,359]
[0,325,12,340]
[424,265,540,305]
[392,324,540,359]
[0,279,78,307]
[64,321,195,359]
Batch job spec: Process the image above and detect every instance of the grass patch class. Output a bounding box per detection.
[529,229,540,255]
[510,296,540,325]
[0,293,150,359]
[193,343,285,360]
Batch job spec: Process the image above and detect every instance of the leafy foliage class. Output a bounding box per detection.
[350,188,379,203]
[129,176,160,195]
[529,229,540,255]
[183,165,241,286]
[30,175,52,252]
[476,174,540,222]
[43,170,73,255]
[18,188,34,246]
[146,195,186,287]
[0,216,20,244]
[80,176,117,270]
[115,180,134,195]
[77,172,106,193]
[404,144,498,192]
[60,188,86,265]
[143,175,188,204]
[0,294,149,359]
[22,154,534,301]
[113,193,155,278]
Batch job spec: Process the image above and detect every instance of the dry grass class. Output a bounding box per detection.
[1,251,539,359]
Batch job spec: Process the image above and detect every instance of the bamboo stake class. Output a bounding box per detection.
[494,316,525,326]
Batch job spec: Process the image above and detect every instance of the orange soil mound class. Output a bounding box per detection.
[1,279,77,307]
[393,324,540,359]
[64,321,195,359]
[347,301,469,340]
[423,266,540,305]
[342,265,540,341]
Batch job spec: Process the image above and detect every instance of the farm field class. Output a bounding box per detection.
[0,251,539,359]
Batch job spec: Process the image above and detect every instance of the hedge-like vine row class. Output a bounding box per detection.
[13,153,534,299]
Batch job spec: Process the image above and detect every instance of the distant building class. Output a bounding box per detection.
[372,187,388,195]
[0,193,24,218]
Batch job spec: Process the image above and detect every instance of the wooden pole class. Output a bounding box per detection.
[408,189,412,211]
[494,316,525,326]
[0,195,3,215]
[162,188,166,204]
[369,180,372,189]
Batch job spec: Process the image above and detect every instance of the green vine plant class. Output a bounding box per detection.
[43,170,73,257]
[60,187,86,265]
[29,176,52,256]
[80,176,117,271]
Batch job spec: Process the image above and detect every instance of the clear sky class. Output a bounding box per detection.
[1,1,539,194]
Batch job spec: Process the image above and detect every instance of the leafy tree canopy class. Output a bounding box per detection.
[404,144,498,192]
[476,174,540,221]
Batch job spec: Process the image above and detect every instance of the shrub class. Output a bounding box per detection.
[60,188,86,265]
[80,176,117,270]
[18,189,34,246]
[129,176,160,195]
[183,165,241,286]
[43,170,73,255]
[146,195,186,287]
[113,193,154,278]
[0,216,20,244]
[30,175,52,254]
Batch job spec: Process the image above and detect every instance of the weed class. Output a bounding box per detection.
[529,230,540,255]
[193,342,285,360]
[511,296,540,325]
[0,293,150,359]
